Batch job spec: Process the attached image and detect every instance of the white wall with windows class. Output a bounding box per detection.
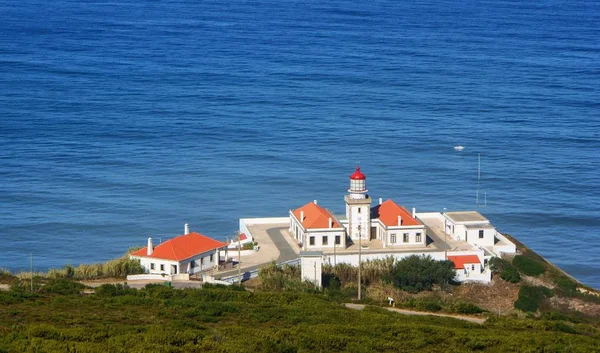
[304,229,346,250]
[465,226,495,247]
[132,248,221,275]
[384,227,426,247]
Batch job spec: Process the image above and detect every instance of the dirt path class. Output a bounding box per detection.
[344,303,486,325]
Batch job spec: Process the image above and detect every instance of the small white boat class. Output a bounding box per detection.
[454,145,465,151]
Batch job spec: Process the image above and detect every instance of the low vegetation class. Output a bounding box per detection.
[512,255,546,276]
[13,252,145,281]
[1,280,599,352]
[489,257,521,283]
[514,285,553,312]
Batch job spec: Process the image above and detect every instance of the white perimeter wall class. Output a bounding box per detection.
[301,256,322,288]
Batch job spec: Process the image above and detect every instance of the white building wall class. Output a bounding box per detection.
[133,257,179,275]
[132,248,221,275]
[304,229,346,250]
[454,264,492,283]
[384,226,426,247]
[348,204,370,240]
[466,228,495,247]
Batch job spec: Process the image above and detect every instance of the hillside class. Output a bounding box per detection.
[1,283,599,353]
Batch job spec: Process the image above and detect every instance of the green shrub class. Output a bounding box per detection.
[451,301,486,314]
[500,266,521,283]
[385,255,456,293]
[489,257,521,283]
[95,283,136,297]
[515,285,552,312]
[415,299,442,312]
[512,255,545,276]
[40,279,85,295]
[555,276,577,292]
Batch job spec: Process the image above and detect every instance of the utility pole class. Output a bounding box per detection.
[333,241,337,267]
[358,225,362,300]
[237,233,241,285]
[30,253,33,293]
[443,208,447,260]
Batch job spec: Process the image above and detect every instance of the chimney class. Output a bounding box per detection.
[184,223,189,235]
[412,207,416,218]
[300,211,304,223]
[329,217,333,228]
[313,200,318,204]
[147,237,153,256]
[398,216,402,226]
[379,197,383,205]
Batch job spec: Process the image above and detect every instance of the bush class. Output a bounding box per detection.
[555,276,577,293]
[95,283,136,296]
[385,255,456,293]
[514,285,552,312]
[512,255,545,276]
[500,266,521,283]
[40,279,85,295]
[489,257,521,283]
[451,301,486,314]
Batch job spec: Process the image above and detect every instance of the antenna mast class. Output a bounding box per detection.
[476,153,481,207]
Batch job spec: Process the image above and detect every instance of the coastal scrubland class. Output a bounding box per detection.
[1,236,599,352]
[1,280,600,353]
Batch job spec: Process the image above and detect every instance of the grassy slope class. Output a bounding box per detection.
[1,285,599,353]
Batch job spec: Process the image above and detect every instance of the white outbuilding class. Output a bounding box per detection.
[130,225,227,275]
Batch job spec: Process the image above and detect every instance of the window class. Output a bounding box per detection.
[323,236,328,245]
[416,233,422,242]
[390,234,397,243]
[309,236,315,246]
[190,261,195,268]
[471,264,475,271]
[335,235,341,245]
[403,233,409,243]
[479,230,484,239]
[201,257,205,265]
[150,263,155,270]
[160,264,165,271]
[358,208,361,214]
[210,254,214,262]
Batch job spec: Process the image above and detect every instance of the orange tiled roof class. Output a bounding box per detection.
[447,255,481,269]
[293,202,341,229]
[131,232,227,261]
[372,199,420,227]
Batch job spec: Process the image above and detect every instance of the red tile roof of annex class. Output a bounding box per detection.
[374,199,421,227]
[293,202,341,229]
[131,232,227,261]
[447,255,481,269]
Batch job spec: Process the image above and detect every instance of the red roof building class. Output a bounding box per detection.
[131,232,227,261]
[372,199,421,227]
[447,255,481,269]
[292,202,341,229]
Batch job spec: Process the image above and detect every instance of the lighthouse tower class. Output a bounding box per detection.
[345,167,372,241]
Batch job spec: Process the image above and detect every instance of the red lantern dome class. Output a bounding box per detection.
[350,166,366,180]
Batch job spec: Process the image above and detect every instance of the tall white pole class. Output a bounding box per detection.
[476,153,481,206]
[358,225,362,300]
[238,234,241,285]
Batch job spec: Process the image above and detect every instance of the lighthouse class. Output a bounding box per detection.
[345,167,372,241]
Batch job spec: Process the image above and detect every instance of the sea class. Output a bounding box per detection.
[1,0,598,288]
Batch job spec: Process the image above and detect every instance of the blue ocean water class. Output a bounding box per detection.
[1,0,598,288]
